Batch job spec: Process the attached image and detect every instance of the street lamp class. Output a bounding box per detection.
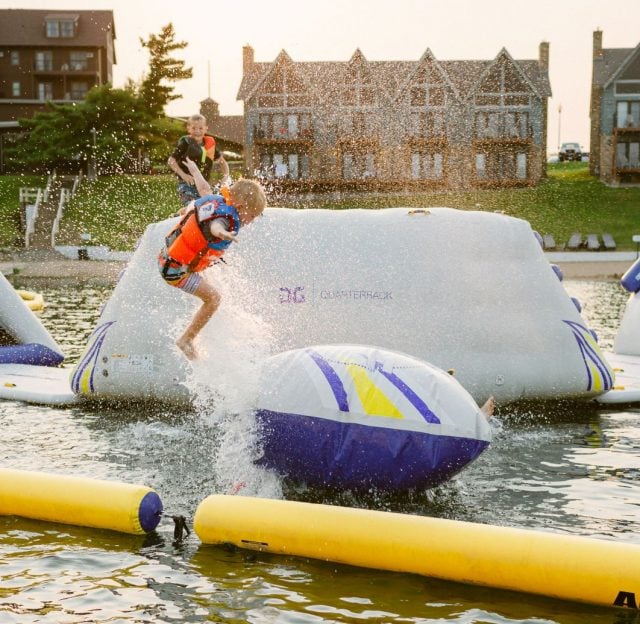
[557,104,562,152]
[88,127,97,181]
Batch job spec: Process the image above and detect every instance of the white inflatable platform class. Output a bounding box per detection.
[597,259,640,404]
[69,207,613,405]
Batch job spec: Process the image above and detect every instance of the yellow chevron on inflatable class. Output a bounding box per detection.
[194,495,640,610]
[345,362,403,418]
[0,468,162,535]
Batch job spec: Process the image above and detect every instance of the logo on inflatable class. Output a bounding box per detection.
[279,286,305,303]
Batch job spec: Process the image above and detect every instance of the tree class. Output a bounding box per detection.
[8,85,162,174]
[139,23,193,116]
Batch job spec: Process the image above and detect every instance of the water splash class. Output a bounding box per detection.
[182,268,283,500]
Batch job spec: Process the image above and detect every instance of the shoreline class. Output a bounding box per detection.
[0,254,636,285]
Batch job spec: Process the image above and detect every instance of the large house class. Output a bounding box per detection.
[237,44,551,191]
[590,30,640,186]
[0,9,115,123]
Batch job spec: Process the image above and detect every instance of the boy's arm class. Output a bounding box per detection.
[168,155,193,184]
[168,139,193,183]
[209,218,237,243]
[184,157,212,196]
[217,154,231,186]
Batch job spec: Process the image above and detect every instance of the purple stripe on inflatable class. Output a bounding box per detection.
[256,409,488,491]
[71,321,115,393]
[0,343,63,366]
[374,361,440,424]
[138,491,163,533]
[563,320,613,391]
[306,348,350,412]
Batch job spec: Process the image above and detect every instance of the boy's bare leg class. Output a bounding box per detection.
[176,280,221,359]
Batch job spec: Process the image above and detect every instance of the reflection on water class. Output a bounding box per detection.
[1,280,639,623]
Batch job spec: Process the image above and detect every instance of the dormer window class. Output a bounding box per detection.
[45,14,78,38]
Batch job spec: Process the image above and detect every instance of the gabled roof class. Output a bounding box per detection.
[394,48,461,103]
[467,48,543,99]
[601,41,640,89]
[0,9,115,50]
[237,47,551,103]
[241,49,317,104]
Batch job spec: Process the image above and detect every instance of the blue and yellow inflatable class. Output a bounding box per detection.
[255,345,492,490]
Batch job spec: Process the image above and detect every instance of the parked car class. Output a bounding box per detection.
[559,142,583,162]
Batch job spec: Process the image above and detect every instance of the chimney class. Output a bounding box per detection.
[593,30,603,59]
[538,41,549,70]
[243,45,254,73]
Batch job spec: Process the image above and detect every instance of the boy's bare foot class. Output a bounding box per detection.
[481,396,495,420]
[176,337,198,360]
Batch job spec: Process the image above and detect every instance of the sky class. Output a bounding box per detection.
[6,0,640,154]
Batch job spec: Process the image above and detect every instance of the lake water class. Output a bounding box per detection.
[1,279,639,623]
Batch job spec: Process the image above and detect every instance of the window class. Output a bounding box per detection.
[35,51,53,71]
[300,154,310,179]
[616,101,640,128]
[272,114,286,138]
[516,153,527,179]
[288,154,299,179]
[475,154,486,179]
[69,52,89,71]
[10,51,19,66]
[411,152,444,180]
[70,82,88,99]
[287,114,298,138]
[258,152,309,179]
[341,152,375,179]
[617,142,640,168]
[38,82,53,100]
[46,18,75,38]
[12,82,20,97]
[475,111,528,139]
[258,115,271,139]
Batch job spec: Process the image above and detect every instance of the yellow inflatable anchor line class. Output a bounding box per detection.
[194,494,640,611]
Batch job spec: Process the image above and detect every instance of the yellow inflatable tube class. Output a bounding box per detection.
[0,468,163,535]
[16,289,45,312]
[195,495,640,610]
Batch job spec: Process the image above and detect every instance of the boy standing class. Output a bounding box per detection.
[159,157,266,360]
[167,114,231,206]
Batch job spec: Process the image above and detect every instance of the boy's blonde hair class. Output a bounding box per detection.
[231,179,267,218]
[187,113,207,126]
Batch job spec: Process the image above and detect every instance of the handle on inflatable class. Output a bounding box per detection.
[621,257,640,293]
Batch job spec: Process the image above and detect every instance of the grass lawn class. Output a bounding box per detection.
[0,162,638,250]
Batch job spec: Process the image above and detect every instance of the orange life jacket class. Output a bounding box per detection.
[162,193,240,274]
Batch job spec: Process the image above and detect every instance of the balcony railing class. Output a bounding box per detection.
[33,63,97,74]
[254,128,314,143]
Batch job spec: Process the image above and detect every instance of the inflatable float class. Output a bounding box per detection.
[596,257,640,404]
[0,363,76,405]
[16,289,44,312]
[255,344,491,490]
[0,468,162,535]
[194,494,640,611]
[0,270,63,367]
[67,207,613,405]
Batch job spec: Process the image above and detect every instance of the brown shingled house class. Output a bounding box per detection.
[0,9,115,123]
[238,44,551,191]
[590,30,640,186]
